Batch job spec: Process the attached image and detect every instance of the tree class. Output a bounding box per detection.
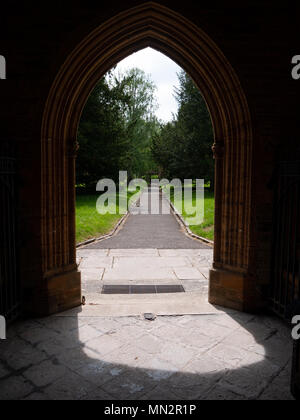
[76,68,159,190]
[112,68,159,178]
[77,75,129,190]
[151,71,214,188]
[175,71,214,185]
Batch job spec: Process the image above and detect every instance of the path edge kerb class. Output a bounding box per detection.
[162,190,214,247]
[76,211,129,248]
[76,191,143,249]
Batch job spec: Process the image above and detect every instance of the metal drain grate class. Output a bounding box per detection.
[102,285,185,294]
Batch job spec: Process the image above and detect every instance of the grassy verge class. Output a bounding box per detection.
[76,190,137,244]
[168,188,215,241]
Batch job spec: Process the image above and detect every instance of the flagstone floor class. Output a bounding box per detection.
[0,308,294,400]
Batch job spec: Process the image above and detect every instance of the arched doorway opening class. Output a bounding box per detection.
[40,2,254,315]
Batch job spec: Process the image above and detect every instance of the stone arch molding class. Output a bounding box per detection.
[41,2,254,314]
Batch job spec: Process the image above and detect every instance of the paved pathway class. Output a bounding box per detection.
[78,186,213,307]
[85,186,210,249]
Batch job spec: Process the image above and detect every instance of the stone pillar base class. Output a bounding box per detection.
[209,267,265,313]
[26,269,82,317]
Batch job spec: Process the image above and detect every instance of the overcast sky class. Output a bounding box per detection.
[112,47,183,122]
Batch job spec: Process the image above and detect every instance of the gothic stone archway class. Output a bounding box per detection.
[40,2,257,315]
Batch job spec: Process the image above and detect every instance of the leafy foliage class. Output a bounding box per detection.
[77,68,214,192]
[151,71,214,188]
[76,69,159,190]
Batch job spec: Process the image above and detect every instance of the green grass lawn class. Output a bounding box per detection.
[76,191,137,243]
[168,188,215,241]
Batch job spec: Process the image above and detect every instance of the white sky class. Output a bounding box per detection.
[112,47,182,122]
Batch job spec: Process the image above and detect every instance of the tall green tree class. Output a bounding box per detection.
[151,71,214,188]
[76,68,159,190]
[175,71,214,185]
[77,75,129,189]
[112,68,159,178]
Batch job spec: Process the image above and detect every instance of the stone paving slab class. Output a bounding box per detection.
[159,249,213,257]
[108,249,160,257]
[81,269,104,282]
[113,256,190,269]
[0,311,294,400]
[188,255,213,266]
[181,280,209,293]
[174,267,206,280]
[80,257,113,269]
[77,249,109,257]
[79,249,213,303]
[103,267,177,282]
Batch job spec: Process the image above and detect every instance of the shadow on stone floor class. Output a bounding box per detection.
[0,308,295,400]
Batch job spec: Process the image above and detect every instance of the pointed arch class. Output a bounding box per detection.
[41,2,254,313]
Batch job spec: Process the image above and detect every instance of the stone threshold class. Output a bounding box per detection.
[56,292,223,317]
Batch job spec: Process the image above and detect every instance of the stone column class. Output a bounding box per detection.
[37,137,81,316]
[209,126,264,313]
